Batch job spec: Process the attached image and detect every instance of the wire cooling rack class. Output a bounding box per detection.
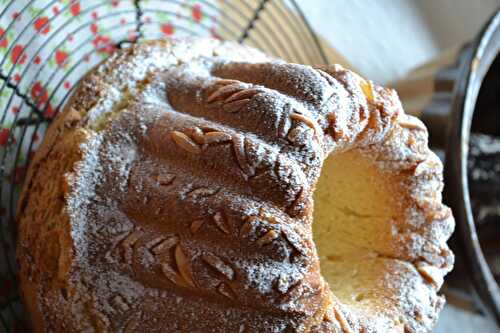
[0,0,327,330]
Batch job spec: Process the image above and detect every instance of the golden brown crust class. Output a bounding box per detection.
[17,39,453,332]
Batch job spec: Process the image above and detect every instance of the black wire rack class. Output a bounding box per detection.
[0,0,327,331]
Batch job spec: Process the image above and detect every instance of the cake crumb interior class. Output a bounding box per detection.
[314,149,404,320]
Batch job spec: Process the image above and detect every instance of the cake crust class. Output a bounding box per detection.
[17,39,454,332]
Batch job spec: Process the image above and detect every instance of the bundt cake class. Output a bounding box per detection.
[16,38,454,332]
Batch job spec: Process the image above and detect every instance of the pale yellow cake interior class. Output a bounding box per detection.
[314,149,407,324]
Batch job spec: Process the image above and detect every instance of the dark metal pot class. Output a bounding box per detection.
[444,10,500,325]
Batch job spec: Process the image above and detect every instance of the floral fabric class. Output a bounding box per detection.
[0,0,220,330]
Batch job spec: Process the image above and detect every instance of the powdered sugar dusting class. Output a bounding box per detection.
[238,259,305,294]
[67,133,104,258]
[17,39,454,333]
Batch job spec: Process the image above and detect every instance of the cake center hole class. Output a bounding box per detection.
[313,149,400,307]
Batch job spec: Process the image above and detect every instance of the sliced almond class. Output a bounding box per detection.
[282,229,307,256]
[175,244,196,288]
[232,134,250,174]
[122,230,143,247]
[161,262,187,287]
[121,230,143,263]
[213,212,230,234]
[207,83,242,103]
[171,131,201,154]
[204,131,232,144]
[256,230,279,246]
[202,253,235,280]
[360,79,375,104]
[287,187,308,217]
[359,105,369,121]
[190,127,206,144]
[333,307,353,333]
[328,113,344,140]
[217,282,235,300]
[315,68,336,86]
[275,274,290,294]
[145,236,166,251]
[399,117,427,131]
[290,112,321,135]
[214,79,240,86]
[156,173,175,186]
[223,98,251,113]
[224,88,261,103]
[277,104,292,139]
[190,219,206,234]
[415,261,443,287]
[187,187,219,198]
[151,236,179,255]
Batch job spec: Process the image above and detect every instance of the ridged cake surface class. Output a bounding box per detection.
[17,39,454,332]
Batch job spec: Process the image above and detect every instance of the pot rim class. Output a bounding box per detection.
[445,9,500,324]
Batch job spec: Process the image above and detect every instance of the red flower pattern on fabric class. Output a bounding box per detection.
[33,16,50,35]
[161,23,174,36]
[0,128,11,146]
[31,81,49,105]
[55,49,69,67]
[11,44,27,65]
[192,3,203,23]
[70,2,81,16]
[92,35,116,55]
[0,28,9,48]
